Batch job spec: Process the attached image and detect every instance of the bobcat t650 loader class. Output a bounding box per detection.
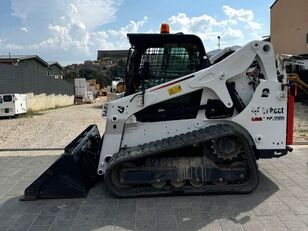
[23,25,295,199]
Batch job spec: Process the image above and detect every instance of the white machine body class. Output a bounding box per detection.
[98,41,289,175]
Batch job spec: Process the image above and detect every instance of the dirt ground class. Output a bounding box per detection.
[0,98,307,151]
[294,102,308,142]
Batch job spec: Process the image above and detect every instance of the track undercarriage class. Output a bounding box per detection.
[105,124,259,197]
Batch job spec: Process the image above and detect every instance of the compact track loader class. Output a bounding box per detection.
[23,25,295,200]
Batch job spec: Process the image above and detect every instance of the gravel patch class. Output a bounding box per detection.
[294,102,308,142]
[0,99,106,150]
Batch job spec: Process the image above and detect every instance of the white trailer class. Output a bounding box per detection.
[0,94,27,117]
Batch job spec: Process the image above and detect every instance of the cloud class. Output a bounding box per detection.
[0,2,263,64]
[247,21,262,30]
[108,16,148,38]
[90,17,148,52]
[11,0,120,30]
[223,5,262,31]
[20,27,28,32]
[0,0,123,64]
[167,6,263,50]
[223,5,254,21]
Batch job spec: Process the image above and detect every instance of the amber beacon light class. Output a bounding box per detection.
[160,23,170,33]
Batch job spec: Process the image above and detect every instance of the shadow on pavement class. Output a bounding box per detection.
[0,148,63,152]
[0,170,279,231]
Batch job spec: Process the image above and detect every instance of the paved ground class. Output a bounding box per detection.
[0,147,307,231]
[0,102,307,231]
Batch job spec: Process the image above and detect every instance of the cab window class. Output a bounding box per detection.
[139,44,200,89]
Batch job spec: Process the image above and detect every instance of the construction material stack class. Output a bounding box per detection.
[74,78,94,104]
[88,79,100,97]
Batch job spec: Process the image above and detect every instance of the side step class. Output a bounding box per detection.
[22,125,102,200]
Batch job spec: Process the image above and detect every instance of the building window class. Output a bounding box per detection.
[306,34,308,43]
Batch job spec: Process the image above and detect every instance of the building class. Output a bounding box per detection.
[0,55,74,111]
[47,61,63,79]
[0,55,48,75]
[0,55,64,79]
[97,50,128,60]
[97,50,128,76]
[270,0,308,55]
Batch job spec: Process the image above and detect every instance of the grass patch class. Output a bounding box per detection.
[19,109,44,118]
[39,104,77,112]
[24,104,75,117]
[298,128,308,135]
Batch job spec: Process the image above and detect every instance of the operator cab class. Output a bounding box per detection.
[123,32,210,122]
[124,32,209,95]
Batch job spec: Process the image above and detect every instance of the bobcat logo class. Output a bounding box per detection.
[251,107,260,115]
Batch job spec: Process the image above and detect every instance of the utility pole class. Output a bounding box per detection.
[217,36,221,51]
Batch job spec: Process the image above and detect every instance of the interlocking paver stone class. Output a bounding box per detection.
[49,219,73,231]
[0,146,306,231]
[242,221,266,231]
[135,208,155,231]
[28,225,51,231]
[6,214,37,231]
[32,215,56,226]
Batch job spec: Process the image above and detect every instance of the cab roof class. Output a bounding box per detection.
[127,33,206,56]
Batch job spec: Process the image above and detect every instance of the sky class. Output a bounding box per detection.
[0,0,274,65]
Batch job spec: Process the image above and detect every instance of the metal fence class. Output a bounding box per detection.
[0,64,74,95]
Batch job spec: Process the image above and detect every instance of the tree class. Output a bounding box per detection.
[79,68,98,80]
[63,71,79,82]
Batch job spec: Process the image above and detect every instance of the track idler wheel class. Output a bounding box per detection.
[151,180,167,189]
[170,180,186,188]
[190,179,204,188]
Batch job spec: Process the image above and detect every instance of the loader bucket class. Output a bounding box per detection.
[22,125,102,200]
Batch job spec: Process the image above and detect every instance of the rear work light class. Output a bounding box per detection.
[160,23,170,34]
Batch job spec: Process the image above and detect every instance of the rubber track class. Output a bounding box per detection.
[105,124,259,197]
